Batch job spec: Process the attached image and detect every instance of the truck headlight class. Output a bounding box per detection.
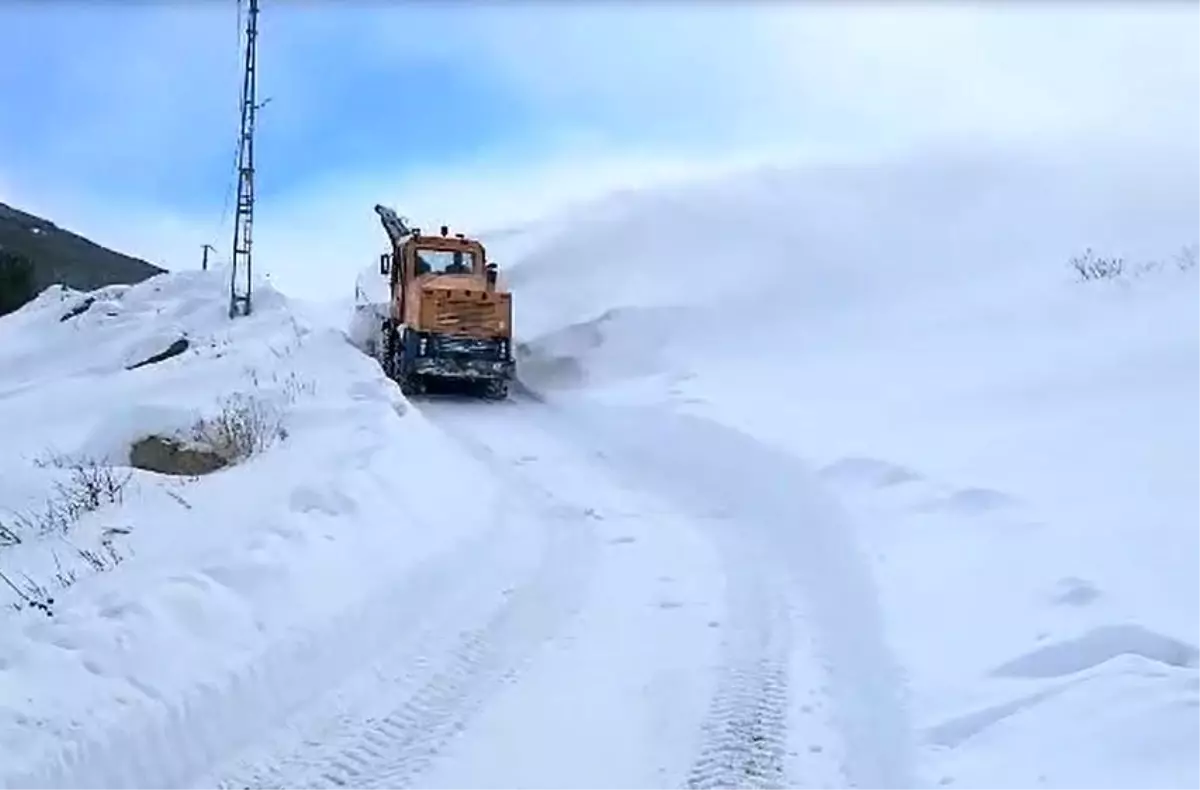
[419,337,428,355]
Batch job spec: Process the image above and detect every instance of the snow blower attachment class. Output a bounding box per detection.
[373,204,515,400]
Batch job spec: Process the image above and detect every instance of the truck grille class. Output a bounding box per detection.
[436,302,491,331]
[430,291,506,336]
[434,335,507,359]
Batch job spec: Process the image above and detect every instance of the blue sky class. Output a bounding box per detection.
[0,2,810,219]
[0,1,1196,298]
[1,4,548,214]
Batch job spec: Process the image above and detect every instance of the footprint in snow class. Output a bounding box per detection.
[1046,576,1103,607]
[817,456,922,489]
[347,380,388,402]
[289,485,357,517]
[917,486,1021,515]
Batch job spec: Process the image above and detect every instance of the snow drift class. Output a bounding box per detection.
[0,268,507,787]
[489,142,1200,788]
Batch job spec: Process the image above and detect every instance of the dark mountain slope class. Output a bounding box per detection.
[0,201,165,314]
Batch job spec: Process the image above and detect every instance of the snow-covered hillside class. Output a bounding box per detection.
[489,143,1200,788]
[0,270,513,787]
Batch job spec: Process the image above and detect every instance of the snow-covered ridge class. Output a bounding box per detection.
[0,267,504,787]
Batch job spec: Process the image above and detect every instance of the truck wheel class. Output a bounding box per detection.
[399,372,424,397]
[379,320,397,378]
[482,379,509,401]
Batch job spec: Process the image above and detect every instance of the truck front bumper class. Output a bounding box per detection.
[412,356,514,380]
[405,331,515,381]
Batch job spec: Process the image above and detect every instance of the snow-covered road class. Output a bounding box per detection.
[196,392,913,789]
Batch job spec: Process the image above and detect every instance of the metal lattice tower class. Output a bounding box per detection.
[229,0,260,318]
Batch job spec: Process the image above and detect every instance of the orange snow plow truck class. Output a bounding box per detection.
[372,204,515,400]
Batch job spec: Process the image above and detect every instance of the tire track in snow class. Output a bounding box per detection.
[4,515,508,790]
[349,403,603,789]
[356,512,595,789]
[207,405,600,790]
[686,529,792,790]
[417,399,730,787]
[512,395,915,788]
[431,399,811,788]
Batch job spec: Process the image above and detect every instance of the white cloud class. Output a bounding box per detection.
[347,3,831,151]
[757,2,1200,149]
[347,1,1198,153]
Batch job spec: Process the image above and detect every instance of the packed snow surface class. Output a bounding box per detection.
[492,143,1200,789]
[0,142,1196,789]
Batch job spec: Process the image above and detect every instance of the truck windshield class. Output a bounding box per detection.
[414,248,476,276]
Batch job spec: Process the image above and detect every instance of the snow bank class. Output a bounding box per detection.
[491,143,1200,787]
[0,267,503,787]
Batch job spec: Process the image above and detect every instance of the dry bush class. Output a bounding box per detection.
[1,457,138,617]
[0,570,54,616]
[77,528,128,573]
[190,392,287,463]
[187,369,314,465]
[1070,248,1125,281]
[1174,244,1198,272]
[3,454,134,540]
[1071,244,1199,283]
[1,531,129,618]
[241,365,317,403]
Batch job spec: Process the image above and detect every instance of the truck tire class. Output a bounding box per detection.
[482,379,509,401]
[399,373,424,397]
[379,320,396,378]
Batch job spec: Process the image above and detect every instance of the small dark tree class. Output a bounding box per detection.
[0,249,36,316]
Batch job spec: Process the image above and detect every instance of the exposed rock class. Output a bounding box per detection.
[129,435,227,476]
[126,338,189,370]
[59,296,96,322]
